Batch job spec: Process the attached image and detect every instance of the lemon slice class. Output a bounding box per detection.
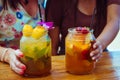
[31,26,46,39]
[23,24,33,37]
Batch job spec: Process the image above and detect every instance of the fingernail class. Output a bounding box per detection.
[96,59,98,62]
[21,65,26,70]
[20,70,24,75]
[19,53,24,57]
[92,57,95,60]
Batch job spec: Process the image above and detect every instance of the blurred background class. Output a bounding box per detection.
[108,29,120,51]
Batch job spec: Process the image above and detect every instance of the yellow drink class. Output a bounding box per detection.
[65,27,95,74]
[20,25,51,77]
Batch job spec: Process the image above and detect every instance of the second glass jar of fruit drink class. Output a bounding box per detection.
[20,24,51,77]
[65,27,95,74]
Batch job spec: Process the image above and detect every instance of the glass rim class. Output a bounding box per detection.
[68,27,93,34]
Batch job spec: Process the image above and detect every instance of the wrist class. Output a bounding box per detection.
[4,49,10,63]
[0,48,8,62]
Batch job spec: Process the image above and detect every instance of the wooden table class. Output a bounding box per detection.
[0,51,120,80]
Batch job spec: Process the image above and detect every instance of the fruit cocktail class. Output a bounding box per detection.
[20,22,53,77]
[65,27,95,75]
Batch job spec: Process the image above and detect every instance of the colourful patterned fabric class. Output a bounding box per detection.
[0,1,45,49]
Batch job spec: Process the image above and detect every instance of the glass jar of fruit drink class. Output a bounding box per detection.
[65,27,95,74]
[20,24,51,77]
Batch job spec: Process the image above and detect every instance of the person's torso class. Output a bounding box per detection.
[0,1,45,49]
[57,0,120,53]
[60,0,120,39]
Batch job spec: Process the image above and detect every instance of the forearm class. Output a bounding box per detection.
[96,18,119,50]
[49,27,60,55]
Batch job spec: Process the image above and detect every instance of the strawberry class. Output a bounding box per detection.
[81,49,92,62]
[81,27,89,34]
[81,49,89,59]
[76,27,89,34]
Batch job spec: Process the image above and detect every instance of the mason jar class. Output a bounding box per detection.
[65,27,95,74]
[20,30,51,77]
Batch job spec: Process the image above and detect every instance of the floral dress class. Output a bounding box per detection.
[0,1,45,49]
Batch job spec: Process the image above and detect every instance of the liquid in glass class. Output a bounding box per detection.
[20,24,51,77]
[65,27,95,74]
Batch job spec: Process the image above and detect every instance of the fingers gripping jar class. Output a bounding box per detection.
[65,27,95,75]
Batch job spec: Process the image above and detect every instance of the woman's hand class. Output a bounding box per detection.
[90,40,103,62]
[6,49,26,75]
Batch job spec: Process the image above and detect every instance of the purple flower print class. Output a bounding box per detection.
[3,14,16,26]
